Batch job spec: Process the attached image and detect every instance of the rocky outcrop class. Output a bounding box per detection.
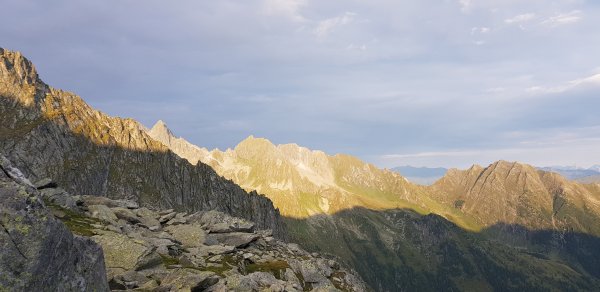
[41,176,367,291]
[0,48,285,237]
[0,155,109,291]
[1,153,366,291]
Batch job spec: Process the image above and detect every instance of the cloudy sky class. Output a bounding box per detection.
[2,0,600,168]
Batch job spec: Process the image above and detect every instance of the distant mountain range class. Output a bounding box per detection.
[392,164,600,185]
[538,165,600,182]
[391,166,448,185]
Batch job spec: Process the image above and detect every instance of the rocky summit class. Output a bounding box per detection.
[1,153,366,291]
[0,48,285,238]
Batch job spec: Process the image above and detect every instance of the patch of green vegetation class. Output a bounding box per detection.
[454,199,465,209]
[201,255,238,276]
[244,260,290,280]
[159,254,180,267]
[45,200,99,237]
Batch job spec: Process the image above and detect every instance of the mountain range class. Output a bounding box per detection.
[539,165,600,183]
[2,48,600,291]
[148,119,600,290]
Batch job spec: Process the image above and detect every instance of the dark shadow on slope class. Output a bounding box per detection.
[284,207,600,292]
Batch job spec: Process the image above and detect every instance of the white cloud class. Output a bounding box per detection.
[471,27,490,35]
[459,0,472,13]
[379,132,600,168]
[263,0,307,21]
[347,43,367,51]
[541,10,582,26]
[504,13,536,24]
[527,73,600,94]
[314,12,356,38]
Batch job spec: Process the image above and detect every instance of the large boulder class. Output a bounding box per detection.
[192,210,255,233]
[92,231,149,271]
[164,224,206,248]
[0,155,109,291]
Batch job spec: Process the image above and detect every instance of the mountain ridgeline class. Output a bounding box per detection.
[2,48,600,291]
[0,48,284,237]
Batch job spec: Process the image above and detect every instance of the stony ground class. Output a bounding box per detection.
[42,179,367,291]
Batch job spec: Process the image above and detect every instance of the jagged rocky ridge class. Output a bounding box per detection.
[0,48,284,237]
[148,125,462,224]
[1,153,366,291]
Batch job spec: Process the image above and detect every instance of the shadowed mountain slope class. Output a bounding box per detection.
[286,206,600,291]
[0,48,285,236]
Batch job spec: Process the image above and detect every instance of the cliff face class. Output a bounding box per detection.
[0,154,109,291]
[0,48,285,237]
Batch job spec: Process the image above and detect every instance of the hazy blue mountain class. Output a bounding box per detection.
[538,166,600,180]
[391,166,448,185]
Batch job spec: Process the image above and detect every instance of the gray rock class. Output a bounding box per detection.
[39,187,79,210]
[284,268,301,286]
[194,210,256,233]
[135,248,163,271]
[160,269,219,291]
[82,195,139,209]
[159,211,177,223]
[136,207,159,219]
[159,209,175,216]
[166,212,188,225]
[316,258,333,277]
[0,155,34,187]
[0,157,109,291]
[289,259,329,286]
[188,245,236,257]
[235,272,284,291]
[110,270,149,290]
[112,207,141,224]
[87,204,118,225]
[34,177,57,189]
[206,232,259,248]
[164,224,206,248]
[92,232,149,271]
